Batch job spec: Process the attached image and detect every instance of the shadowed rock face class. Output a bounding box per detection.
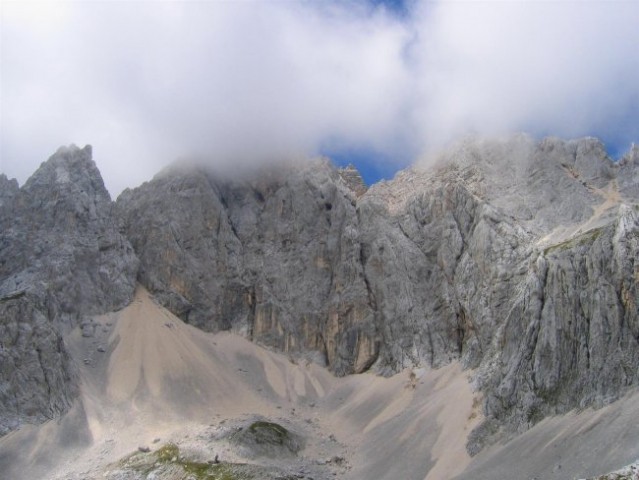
[0,145,139,435]
[0,295,75,436]
[115,159,375,376]
[3,136,639,455]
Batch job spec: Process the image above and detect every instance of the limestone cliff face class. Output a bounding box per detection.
[4,136,639,454]
[0,145,138,435]
[471,205,639,452]
[357,174,531,376]
[115,159,375,375]
[116,135,639,449]
[356,136,639,450]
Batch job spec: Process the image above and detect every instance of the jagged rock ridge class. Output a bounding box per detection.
[2,136,639,455]
[0,145,138,435]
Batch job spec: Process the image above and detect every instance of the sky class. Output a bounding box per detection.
[1,0,638,196]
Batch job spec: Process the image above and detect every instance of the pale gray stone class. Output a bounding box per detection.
[4,136,639,457]
[0,145,139,435]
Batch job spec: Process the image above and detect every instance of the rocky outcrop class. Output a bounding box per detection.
[337,164,367,197]
[0,145,138,435]
[471,205,639,452]
[0,293,76,436]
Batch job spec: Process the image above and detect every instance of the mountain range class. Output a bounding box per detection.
[2,135,639,479]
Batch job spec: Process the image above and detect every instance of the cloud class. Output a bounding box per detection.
[1,0,637,195]
[410,0,639,152]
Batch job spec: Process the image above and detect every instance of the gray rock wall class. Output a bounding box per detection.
[115,135,639,450]
[0,294,76,436]
[0,145,138,435]
[4,136,639,454]
[471,206,639,453]
[358,136,639,451]
[116,159,376,375]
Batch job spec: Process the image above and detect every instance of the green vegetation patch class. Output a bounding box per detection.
[113,443,259,480]
[543,227,604,255]
[181,462,254,480]
[155,442,180,462]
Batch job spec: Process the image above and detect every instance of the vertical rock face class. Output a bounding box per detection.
[0,295,76,436]
[0,145,138,435]
[116,159,375,375]
[472,206,639,449]
[357,174,532,376]
[115,166,245,330]
[355,136,639,451]
[217,160,376,375]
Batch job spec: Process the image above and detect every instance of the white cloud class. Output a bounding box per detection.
[1,0,637,195]
[410,0,639,152]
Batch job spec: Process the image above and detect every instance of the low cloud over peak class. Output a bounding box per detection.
[2,0,637,194]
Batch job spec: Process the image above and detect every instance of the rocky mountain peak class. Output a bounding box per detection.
[0,145,138,436]
[0,174,19,214]
[22,144,111,221]
[337,164,367,197]
[25,144,98,186]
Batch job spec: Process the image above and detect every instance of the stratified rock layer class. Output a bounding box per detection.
[0,145,138,435]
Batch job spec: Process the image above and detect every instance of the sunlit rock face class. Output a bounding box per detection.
[357,135,639,450]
